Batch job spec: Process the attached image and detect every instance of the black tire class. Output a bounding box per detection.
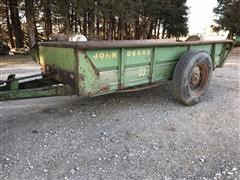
[173,50,213,106]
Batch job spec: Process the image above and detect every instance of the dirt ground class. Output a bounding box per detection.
[0,48,240,180]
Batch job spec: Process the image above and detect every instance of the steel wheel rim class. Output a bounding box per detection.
[190,63,209,96]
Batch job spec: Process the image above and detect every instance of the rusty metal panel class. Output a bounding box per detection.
[77,50,101,96]
[38,39,233,50]
[38,46,76,72]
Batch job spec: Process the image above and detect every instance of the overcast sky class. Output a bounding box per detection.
[187,0,218,34]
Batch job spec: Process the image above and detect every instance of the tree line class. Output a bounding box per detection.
[0,0,189,48]
[1,0,239,49]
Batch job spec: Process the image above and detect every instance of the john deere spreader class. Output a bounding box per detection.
[0,40,233,105]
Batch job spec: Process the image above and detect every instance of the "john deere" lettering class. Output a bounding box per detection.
[92,49,151,60]
[93,52,117,59]
[127,49,151,57]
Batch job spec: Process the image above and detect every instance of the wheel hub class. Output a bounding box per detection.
[189,63,209,96]
[191,66,201,87]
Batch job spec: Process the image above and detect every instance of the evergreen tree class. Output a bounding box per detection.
[214,0,240,38]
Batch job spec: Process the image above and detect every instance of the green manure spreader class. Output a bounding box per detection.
[0,40,233,105]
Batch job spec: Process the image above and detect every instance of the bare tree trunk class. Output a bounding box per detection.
[147,21,154,39]
[111,16,115,40]
[117,18,122,40]
[25,0,36,47]
[79,18,82,33]
[43,0,52,39]
[142,17,148,39]
[8,0,24,48]
[153,19,158,38]
[65,14,71,34]
[96,16,100,38]
[107,15,112,40]
[135,18,140,39]
[103,17,106,40]
[88,12,94,40]
[120,21,124,40]
[157,22,161,38]
[83,12,87,37]
[124,22,128,40]
[70,6,74,32]
[74,13,78,33]
[5,0,14,48]
[63,2,71,35]
[161,24,166,39]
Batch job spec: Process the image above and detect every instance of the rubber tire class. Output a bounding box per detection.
[173,50,213,106]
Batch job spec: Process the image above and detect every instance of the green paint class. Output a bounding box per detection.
[39,46,76,72]
[154,62,177,81]
[218,43,233,67]
[235,36,240,45]
[1,41,233,101]
[124,66,151,87]
[0,85,74,101]
[214,44,223,66]
[99,70,118,91]
[150,47,156,83]
[78,51,100,96]
[119,48,125,89]
[9,80,19,90]
[86,49,119,71]
[190,45,212,54]
[123,48,152,87]
[38,42,233,97]
[155,46,188,63]
[124,48,152,68]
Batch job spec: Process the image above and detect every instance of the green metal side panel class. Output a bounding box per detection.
[86,49,119,91]
[214,44,224,66]
[38,46,77,89]
[78,51,101,96]
[86,49,119,71]
[123,48,152,87]
[99,70,118,91]
[124,48,152,67]
[155,46,188,63]
[154,46,188,81]
[190,45,212,54]
[39,46,75,72]
[76,43,230,96]
[217,43,233,67]
[153,63,177,81]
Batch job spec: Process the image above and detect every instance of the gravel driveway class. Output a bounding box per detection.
[0,48,240,180]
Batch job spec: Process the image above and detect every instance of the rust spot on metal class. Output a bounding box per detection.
[100,85,110,92]
[45,64,57,74]
[82,51,100,77]
[58,70,76,88]
[118,83,124,90]
[118,82,165,93]
[79,75,85,81]
[46,65,76,89]
[190,63,209,96]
